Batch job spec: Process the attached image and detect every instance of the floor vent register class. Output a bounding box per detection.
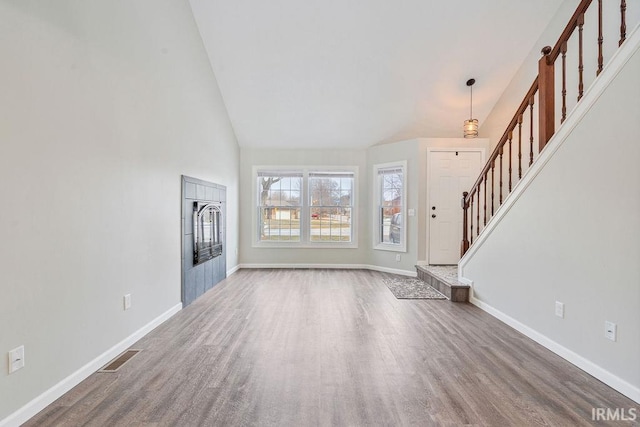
[98,349,141,373]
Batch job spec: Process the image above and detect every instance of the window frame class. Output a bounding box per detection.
[256,170,304,243]
[373,161,407,252]
[252,166,358,249]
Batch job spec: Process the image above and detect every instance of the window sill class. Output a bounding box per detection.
[374,243,406,253]
[253,242,359,249]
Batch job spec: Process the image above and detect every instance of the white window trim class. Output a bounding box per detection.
[373,160,407,253]
[252,165,358,249]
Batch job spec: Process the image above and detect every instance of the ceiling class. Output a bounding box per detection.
[189,0,565,149]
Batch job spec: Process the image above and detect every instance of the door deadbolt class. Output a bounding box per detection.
[432,206,436,210]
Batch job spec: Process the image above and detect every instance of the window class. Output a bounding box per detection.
[309,172,353,242]
[257,171,303,241]
[255,167,357,247]
[374,162,406,251]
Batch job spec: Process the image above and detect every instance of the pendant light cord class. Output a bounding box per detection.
[466,78,476,121]
[470,84,473,120]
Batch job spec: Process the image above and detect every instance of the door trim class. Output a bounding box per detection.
[426,147,486,265]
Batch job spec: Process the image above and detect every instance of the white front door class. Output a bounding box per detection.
[429,150,484,264]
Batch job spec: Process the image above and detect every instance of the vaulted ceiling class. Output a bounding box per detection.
[189,0,565,149]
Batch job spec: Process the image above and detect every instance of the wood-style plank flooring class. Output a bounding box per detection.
[26,269,639,426]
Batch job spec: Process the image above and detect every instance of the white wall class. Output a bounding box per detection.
[461,45,640,401]
[0,0,239,421]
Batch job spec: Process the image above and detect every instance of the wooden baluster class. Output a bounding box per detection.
[529,96,535,166]
[620,0,627,46]
[470,191,474,245]
[597,0,603,75]
[578,13,585,101]
[561,42,568,123]
[461,191,469,257]
[483,173,487,225]
[508,130,513,192]
[476,187,480,236]
[491,160,495,216]
[538,46,554,150]
[518,114,523,178]
[499,147,503,205]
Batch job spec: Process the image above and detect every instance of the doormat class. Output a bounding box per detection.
[382,276,447,300]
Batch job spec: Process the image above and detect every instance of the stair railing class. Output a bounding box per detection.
[461,0,633,257]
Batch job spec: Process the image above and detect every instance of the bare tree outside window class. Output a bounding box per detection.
[257,173,302,241]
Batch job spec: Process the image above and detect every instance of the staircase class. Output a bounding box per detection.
[439,0,640,402]
[460,0,634,257]
[417,0,638,304]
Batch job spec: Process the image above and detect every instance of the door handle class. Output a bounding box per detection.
[431,214,436,218]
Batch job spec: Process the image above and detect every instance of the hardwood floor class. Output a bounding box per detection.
[26,269,638,426]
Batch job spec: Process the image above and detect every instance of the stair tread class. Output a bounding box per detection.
[415,265,469,288]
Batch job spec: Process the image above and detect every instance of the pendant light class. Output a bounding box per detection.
[463,78,478,138]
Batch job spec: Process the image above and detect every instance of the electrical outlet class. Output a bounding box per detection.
[9,345,25,374]
[605,321,617,341]
[124,294,131,310]
[395,254,401,262]
[555,301,564,318]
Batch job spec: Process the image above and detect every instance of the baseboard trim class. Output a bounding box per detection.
[0,303,182,427]
[458,276,473,286]
[365,264,416,277]
[469,296,640,404]
[226,264,240,276]
[238,263,416,277]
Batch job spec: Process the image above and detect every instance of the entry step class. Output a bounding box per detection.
[415,265,469,302]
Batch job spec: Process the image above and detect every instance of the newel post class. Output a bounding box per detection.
[538,46,555,151]
[461,191,469,257]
